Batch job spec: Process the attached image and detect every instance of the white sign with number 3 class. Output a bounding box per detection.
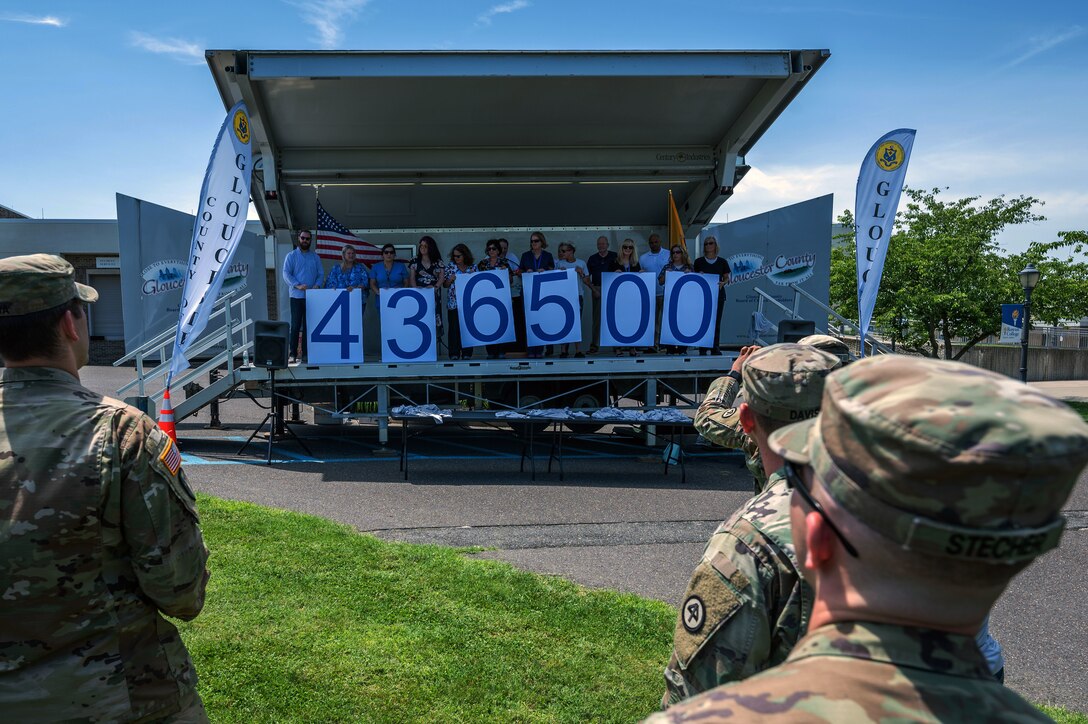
[380,288,437,362]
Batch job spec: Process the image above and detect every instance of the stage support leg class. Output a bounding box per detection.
[645,379,658,447]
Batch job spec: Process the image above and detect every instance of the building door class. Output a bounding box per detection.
[87,271,125,339]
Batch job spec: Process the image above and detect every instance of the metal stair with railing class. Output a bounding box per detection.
[113,291,255,421]
[752,283,892,355]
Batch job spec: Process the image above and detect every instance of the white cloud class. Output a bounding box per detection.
[129,32,204,65]
[0,13,65,27]
[1003,26,1085,69]
[476,0,530,27]
[286,0,370,49]
[712,163,855,224]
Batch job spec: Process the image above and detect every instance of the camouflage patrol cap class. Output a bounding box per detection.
[0,254,98,317]
[741,343,842,423]
[798,334,854,362]
[769,356,1088,564]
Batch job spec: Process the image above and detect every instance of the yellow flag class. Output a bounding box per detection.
[668,189,686,253]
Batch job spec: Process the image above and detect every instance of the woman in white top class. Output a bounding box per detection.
[555,242,589,358]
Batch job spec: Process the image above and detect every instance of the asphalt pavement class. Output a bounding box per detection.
[81,366,1088,713]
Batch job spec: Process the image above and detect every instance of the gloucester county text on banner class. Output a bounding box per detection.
[168,101,253,383]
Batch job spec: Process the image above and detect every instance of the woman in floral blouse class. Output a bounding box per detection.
[409,235,446,338]
[442,243,475,360]
[476,239,513,358]
[324,245,370,316]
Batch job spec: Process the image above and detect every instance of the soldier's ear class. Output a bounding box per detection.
[59,307,81,342]
[803,510,836,570]
[739,403,756,434]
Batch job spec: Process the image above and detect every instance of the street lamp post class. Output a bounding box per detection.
[1018,264,1041,383]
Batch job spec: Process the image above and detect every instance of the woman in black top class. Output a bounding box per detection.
[693,236,731,355]
[519,231,555,358]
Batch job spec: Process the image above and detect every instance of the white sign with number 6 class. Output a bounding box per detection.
[456,270,516,348]
[380,288,437,363]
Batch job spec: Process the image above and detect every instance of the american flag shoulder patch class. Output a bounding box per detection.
[159,438,182,476]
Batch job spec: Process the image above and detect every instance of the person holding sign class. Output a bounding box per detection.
[498,238,526,355]
[443,244,475,360]
[612,239,642,356]
[324,245,370,318]
[658,245,694,354]
[693,236,730,356]
[555,242,589,358]
[282,229,324,363]
[639,233,670,353]
[585,235,617,355]
[476,240,515,358]
[408,235,445,340]
[370,244,409,296]
[519,232,556,359]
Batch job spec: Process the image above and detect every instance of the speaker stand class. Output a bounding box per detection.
[239,368,313,465]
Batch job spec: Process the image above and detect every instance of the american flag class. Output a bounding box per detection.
[159,438,182,476]
[315,200,383,265]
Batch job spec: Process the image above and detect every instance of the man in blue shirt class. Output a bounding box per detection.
[281,230,324,363]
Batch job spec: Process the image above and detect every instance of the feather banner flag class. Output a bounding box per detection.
[855,129,915,356]
[168,101,253,386]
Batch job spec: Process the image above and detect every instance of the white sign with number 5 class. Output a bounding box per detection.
[522,269,582,347]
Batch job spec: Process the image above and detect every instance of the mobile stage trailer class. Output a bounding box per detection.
[118,49,833,443]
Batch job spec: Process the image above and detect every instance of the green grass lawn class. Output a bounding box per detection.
[179,494,675,722]
[179,494,1086,722]
[1068,400,1088,422]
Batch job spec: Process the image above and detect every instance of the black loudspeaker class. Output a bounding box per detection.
[777,319,816,344]
[254,321,290,369]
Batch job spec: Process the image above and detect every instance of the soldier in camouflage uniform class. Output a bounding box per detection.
[0,255,211,722]
[648,355,1088,723]
[694,335,851,494]
[664,344,841,707]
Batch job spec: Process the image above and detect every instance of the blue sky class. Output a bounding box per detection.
[1,0,1085,252]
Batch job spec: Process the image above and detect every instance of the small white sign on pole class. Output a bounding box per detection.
[380,288,437,362]
[599,272,657,348]
[522,269,582,347]
[660,273,719,348]
[456,270,516,348]
[306,289,364,364]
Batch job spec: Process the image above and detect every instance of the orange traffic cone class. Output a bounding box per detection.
[159,387,177,442]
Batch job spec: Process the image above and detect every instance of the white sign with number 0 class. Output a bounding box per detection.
[599,272,657,348]
[660,273,720,348]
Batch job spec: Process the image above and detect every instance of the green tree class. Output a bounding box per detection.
[829,188,1088,359]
